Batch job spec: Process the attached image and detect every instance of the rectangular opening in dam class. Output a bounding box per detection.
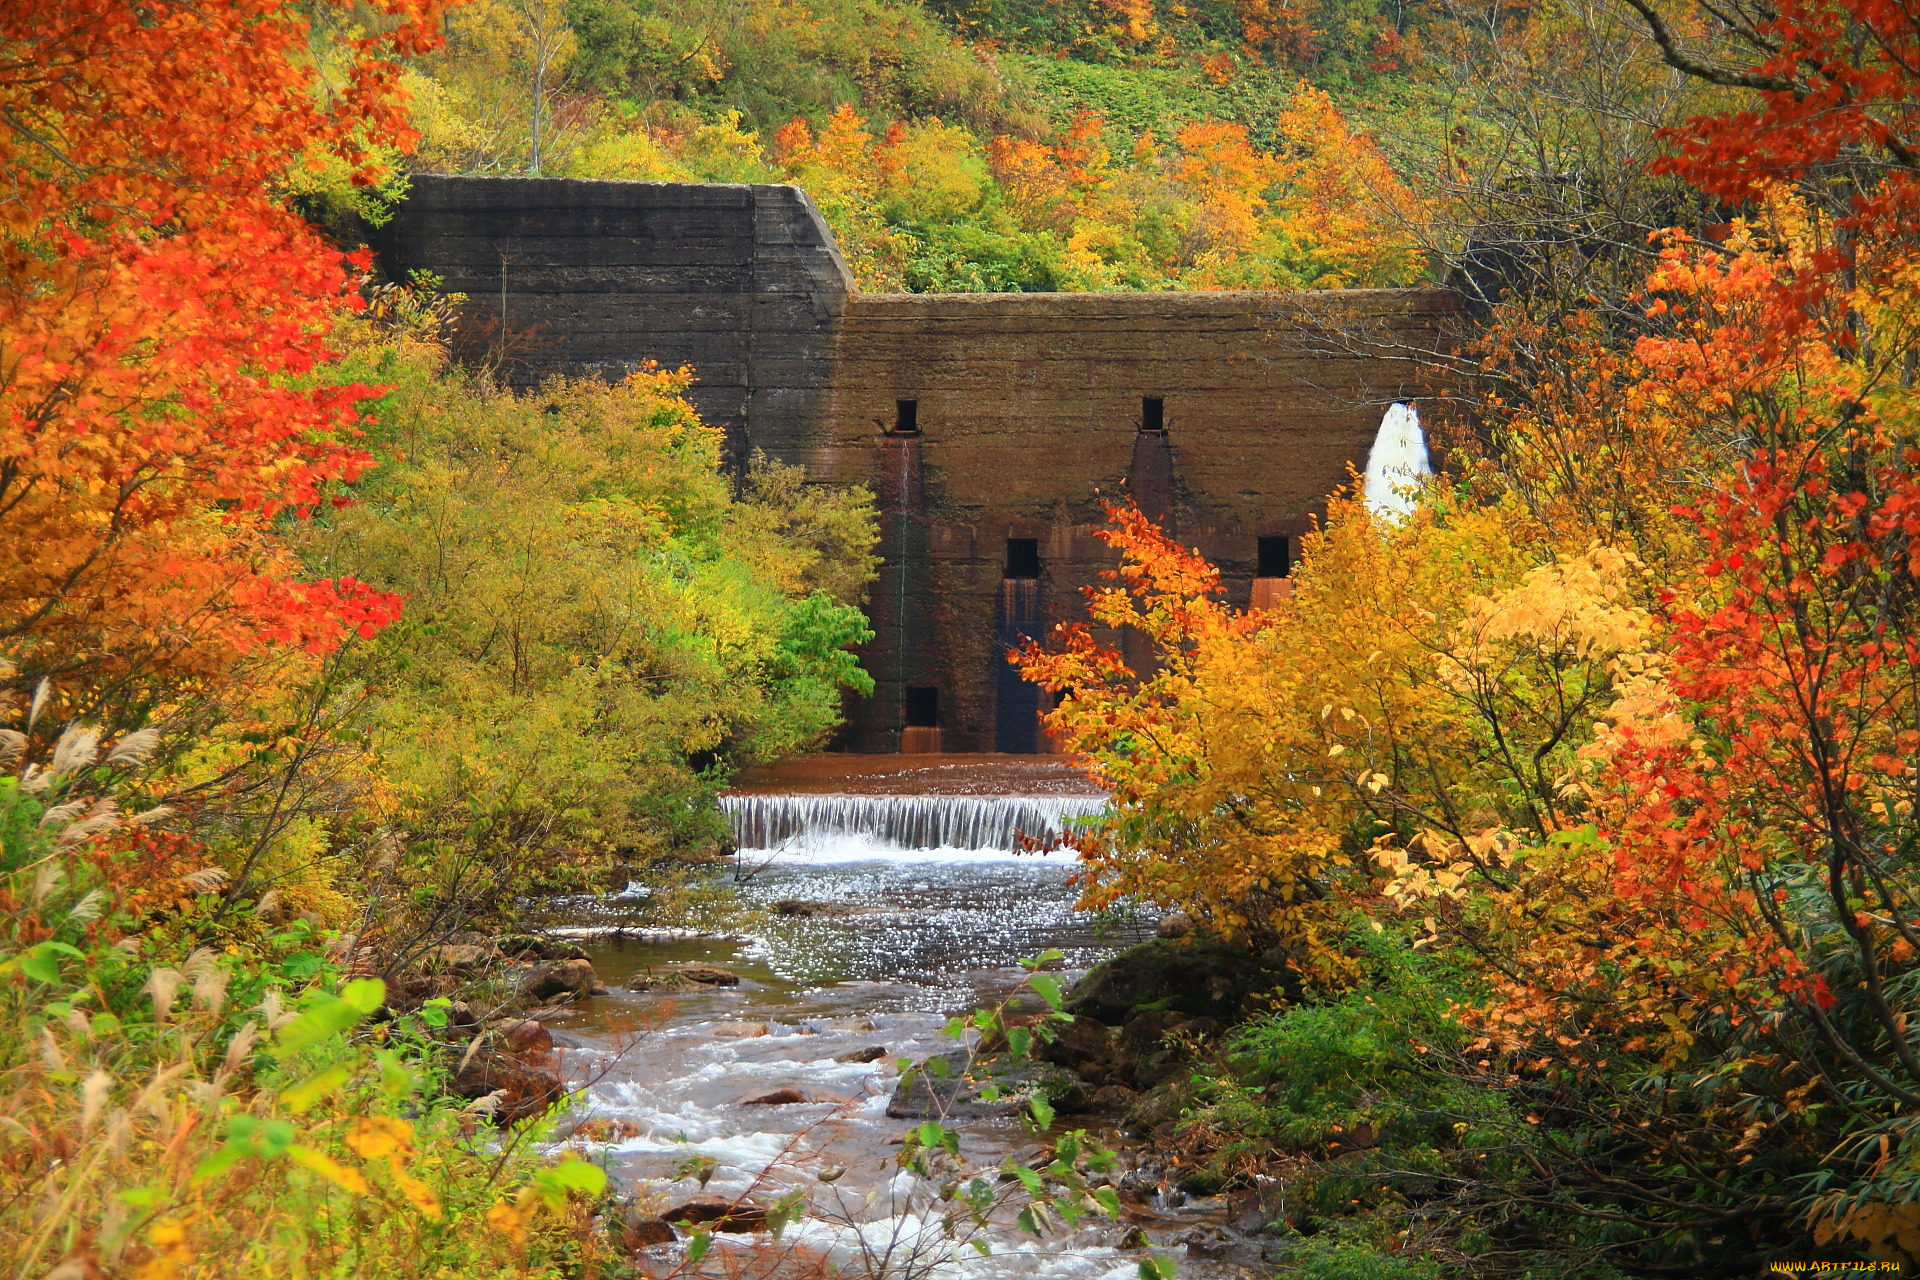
[905,685,939,728]
[1004,538,1040,579]
[1258,535,1292,578]
[892,399,919,435]
[1140,396,1164,432]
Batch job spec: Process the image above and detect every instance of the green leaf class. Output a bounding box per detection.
[119,1184,164,1210]
[193,1117,294,1183]
[279,1062,354,1113]
[686,1229,712,1264]
[1027,1093,1055,1132]
[273,995,364,1056]
[339,977,386,1015]
[767,1188,807,1240]
[1138,1254,1177,1280]
[543,1157,608,1196]
[926,1054,951,1080]
[1028,973,1063,1012]
[19,940,85,984]
[1016,1206,1044,1236]
[1009,1163,1044,1196]
[1007,1026,1032,1059]
[1022,949,1066,969]
[1094,1186,1122,1217]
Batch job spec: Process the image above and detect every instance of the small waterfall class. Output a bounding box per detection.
[720,792,1108,852]
[1362,402,1430,522]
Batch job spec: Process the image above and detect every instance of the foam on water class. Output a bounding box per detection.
[734,832,1083,866]
[1362,401,1430,522]
[722,792,1107,855]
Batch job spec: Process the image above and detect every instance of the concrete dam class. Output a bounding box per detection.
[372,175,1460,752]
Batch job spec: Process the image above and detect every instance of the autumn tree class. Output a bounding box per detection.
[0,0,437,732]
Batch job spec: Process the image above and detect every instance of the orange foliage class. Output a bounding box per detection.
[0,0,428,719]
[1268,86,1425,285]
[1173,121,1283,255]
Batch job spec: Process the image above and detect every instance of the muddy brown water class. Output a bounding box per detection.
[536,757,1250,1280]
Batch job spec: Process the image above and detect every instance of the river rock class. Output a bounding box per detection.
[1036,1016,1114,1085]
[709,1020,770,1038]
[500,1018,553,1057]
[518,958,600,1003]
[885,1050,1072,1120]
[836,1045,888,1064]
[565,1116,641,1142]
[675,964,740,986]
[819,1016,877,1032]
[667,1198,770,1233]
[738,1088,811,1105]
[1065,937,1302,1026]
[498,933,590,961]
[450,1052,566,1126]
[769,899,885,918]
[438,941,500,971]
[617,1206,677,1249]
[626,971,698,993]
[628,963,740,992]
[1156,911,1194,939]
[1116,1009,1220,1089]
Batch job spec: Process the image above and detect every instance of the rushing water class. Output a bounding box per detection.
[719,793,1108,855]
[538,759,1243,1280]
[1361,401,1430,522]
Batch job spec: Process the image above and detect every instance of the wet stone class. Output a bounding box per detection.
[709,1021,771,1038]
[667,1199,770,1233]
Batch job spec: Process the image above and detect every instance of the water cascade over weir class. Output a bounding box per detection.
[553,756,1182,1280]
[1362,401,1431,521]
[719,790,1107,853]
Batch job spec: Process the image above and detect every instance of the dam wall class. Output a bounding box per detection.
[373,174,1460,752]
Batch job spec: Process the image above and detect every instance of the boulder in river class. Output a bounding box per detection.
[499,1018,553,1057]
[519,957,600,1003]
[667,1198,770,1233]
[498,933,590,961]
[887,1049,1078,1120]
[1064,936,1301,1026]
[835,1045,888,1064]
[709,1020,770,1038]
[737,1087,811,1105]
[616,1206,677,1249]
[451,1051,566,1126]
[627,963,741,992]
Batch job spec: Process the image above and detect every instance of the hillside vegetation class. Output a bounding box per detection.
[391,0,1670,292]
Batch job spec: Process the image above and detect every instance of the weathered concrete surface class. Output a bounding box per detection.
[371,175,851,474]
[373,175,1460,753]
[816,289,1457,750]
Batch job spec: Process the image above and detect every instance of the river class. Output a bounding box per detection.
[529,756,1247,1280]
